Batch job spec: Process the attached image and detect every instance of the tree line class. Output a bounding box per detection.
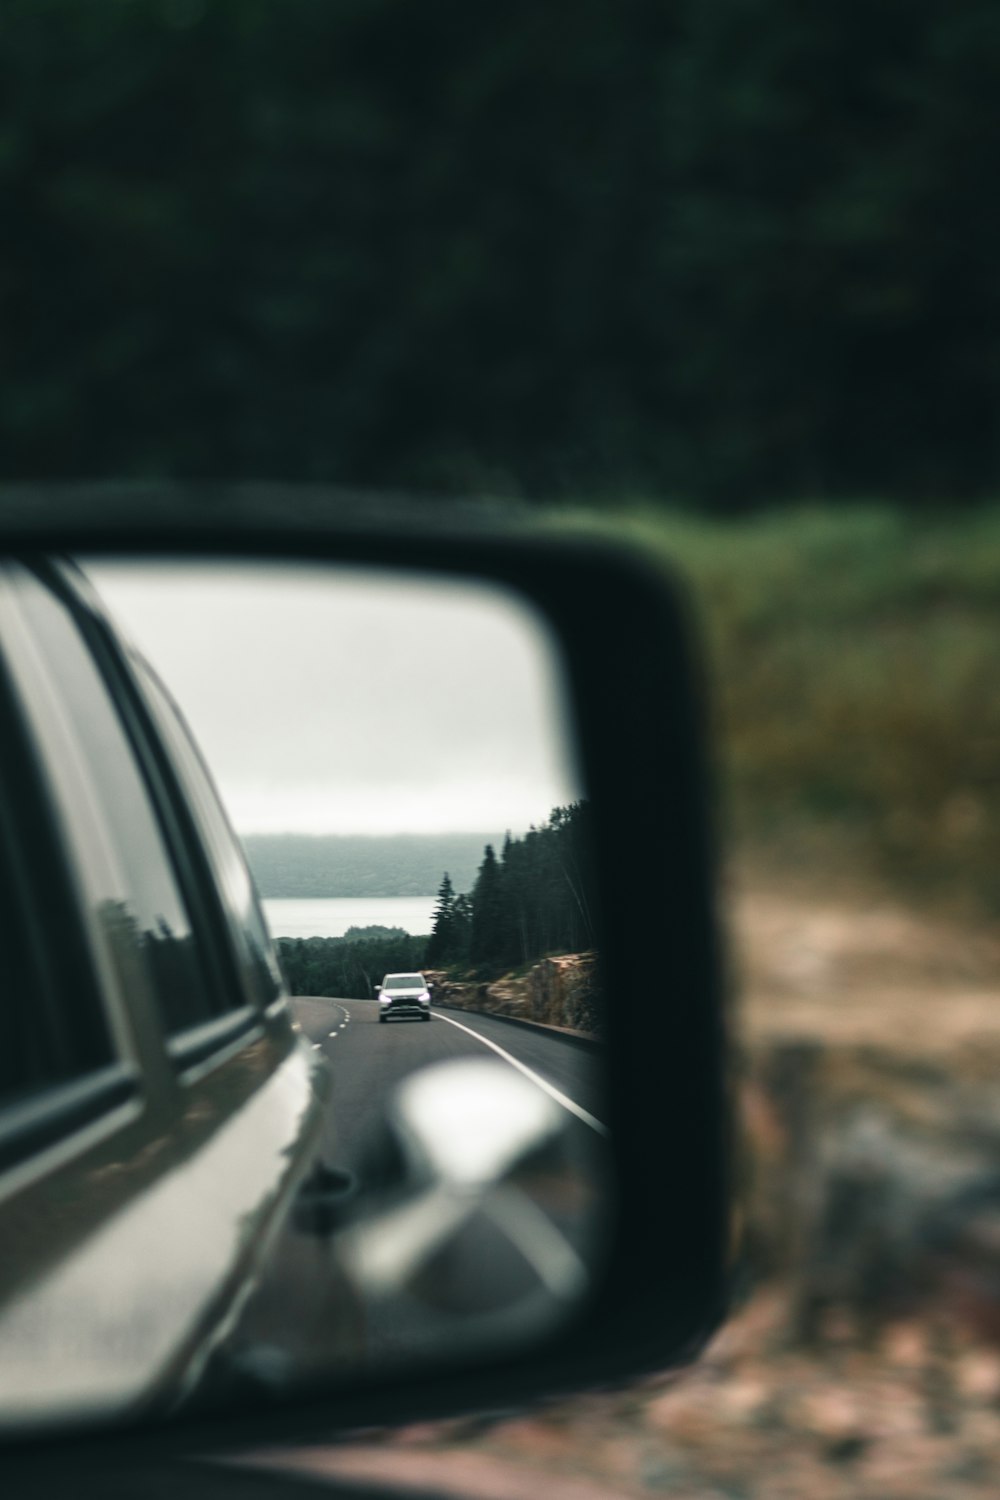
[276,926,427,1000]
[4,1,998,506]
[426,802,596,978]
[273,804,595,996]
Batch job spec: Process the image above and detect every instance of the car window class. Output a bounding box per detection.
[129,655,284,1012]
[0,846,50,1100]
[8,569,220,1038]
[0,603,121,1125]
[0,820,98,1104]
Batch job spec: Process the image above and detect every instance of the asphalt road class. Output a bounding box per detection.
[290,997,607,1177]
[284,997,611,1377]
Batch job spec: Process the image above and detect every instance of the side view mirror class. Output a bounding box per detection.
[0,491,725,1454]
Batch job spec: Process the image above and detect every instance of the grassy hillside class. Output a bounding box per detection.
[554,505,1000,915]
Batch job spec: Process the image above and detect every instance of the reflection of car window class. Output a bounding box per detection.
[0,818,108,1105]
[9,570,218,1037]
[0,841,49,1101]
[130,656,283,1012]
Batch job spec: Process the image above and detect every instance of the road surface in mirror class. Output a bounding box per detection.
[86,560,610,1390]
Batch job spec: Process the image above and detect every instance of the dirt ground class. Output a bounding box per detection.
[252,881,1000,1499]
[734,883,1000,1050]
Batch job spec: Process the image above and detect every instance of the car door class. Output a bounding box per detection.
[0,559,329,1431]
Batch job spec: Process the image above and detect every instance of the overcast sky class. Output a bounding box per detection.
[87,560,582,837]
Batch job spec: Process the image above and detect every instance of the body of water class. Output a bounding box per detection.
[262,895,436,939]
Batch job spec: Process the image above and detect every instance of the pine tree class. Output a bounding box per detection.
[444,802,595,978]
[451,893,473,962]
[425,872,456,967]
[469,844,509,971]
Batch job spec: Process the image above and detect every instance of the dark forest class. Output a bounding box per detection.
[4,2,998,506]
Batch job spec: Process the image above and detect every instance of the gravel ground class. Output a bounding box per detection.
[255,1285,1000,1499]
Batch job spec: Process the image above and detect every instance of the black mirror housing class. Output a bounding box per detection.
[0,487,728,1455]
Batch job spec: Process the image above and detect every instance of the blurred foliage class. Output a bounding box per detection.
[2,1,1000,502]
[554,504,1000,913]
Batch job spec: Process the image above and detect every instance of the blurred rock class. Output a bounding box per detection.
[738,1041,1000,1342]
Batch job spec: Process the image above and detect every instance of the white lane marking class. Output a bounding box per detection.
[312,1043,322,1050]
[435,1014,609,1138]
[329,1032,337,1038]
[483,1185,587,1300]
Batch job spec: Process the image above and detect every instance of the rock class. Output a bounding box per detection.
[955,1351,1000,1402]
[424,953,602,1037]
[524,953,601,1033]
[737,1042,1000,1342]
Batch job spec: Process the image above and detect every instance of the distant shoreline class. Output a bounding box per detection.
[262,894,437,940]
[242,831,507,900]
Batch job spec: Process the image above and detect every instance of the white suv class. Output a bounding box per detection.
[376,973,433,1023]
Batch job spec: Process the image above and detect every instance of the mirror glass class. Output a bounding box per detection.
[0,558,610,1431]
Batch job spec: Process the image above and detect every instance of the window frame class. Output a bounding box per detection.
[46,559,282,1049]
[0,578,138,1170]
[6,559,264,1087]
[45,566,253,1027]
[119,628,287,1023]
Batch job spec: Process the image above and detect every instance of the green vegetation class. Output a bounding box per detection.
[427,803,596,978]
[4,2,1000,504]
[424,874,472,970]
[276,927,427,999]
[555,505,1000,914]
[8,8,992,910]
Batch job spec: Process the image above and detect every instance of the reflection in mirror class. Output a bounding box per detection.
[0,559,609,1430]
